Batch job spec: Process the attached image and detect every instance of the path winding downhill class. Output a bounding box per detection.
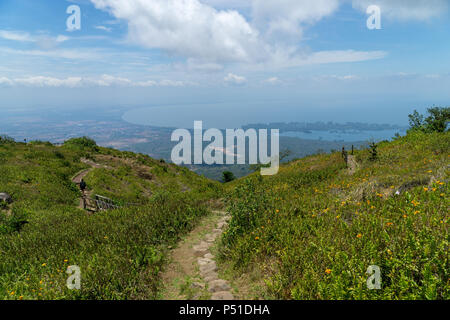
[161,210,234,300]
[72,158,235,298]
[71,158,107,210]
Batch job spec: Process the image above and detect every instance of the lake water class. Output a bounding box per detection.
[282,129,406,142]
[122,103,407,142]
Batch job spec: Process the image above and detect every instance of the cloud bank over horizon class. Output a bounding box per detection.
[0,0,448,119]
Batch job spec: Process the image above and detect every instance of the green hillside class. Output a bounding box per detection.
[0,137,221,300]
[219,130,449,299]
[0,109,448,301]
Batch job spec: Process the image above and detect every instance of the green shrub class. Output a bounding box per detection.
[64,137,99,151]
[408,107,450,133]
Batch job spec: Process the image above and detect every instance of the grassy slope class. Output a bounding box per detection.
[0,139,221,300]
[220,131,449,299]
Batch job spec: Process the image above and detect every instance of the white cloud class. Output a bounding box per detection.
[13,76,83,88]
[224,73,247,85]
[93,74,132,87]
[202,0,251,10]
[252,0,340,38]
[95,25,112,32]
[90,0,263,64]
[0,30,34,42]
[256,49,387,70]
[0,77,14,86]
[135,80,158,87]
[0,47,102,60]
[159,79,186,87]
[352,0,449,21]
[0,75,190,88]
[0,30,70,45]
[90,0,384,69]
[315,74,360,81]
[264,77,281,84]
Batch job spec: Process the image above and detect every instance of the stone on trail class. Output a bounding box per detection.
[197,257,214,266]
[191,282,205,289]
[203,272,219,282]
[204,253,215,259]
[205,233,217,243]
[211,291,234,300]
[208,279,231,293]
[193,241,211,257]
[200,262,217,275]
[193,246,209,258]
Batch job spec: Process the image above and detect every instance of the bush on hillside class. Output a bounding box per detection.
[222,171,236,183]
[408,107,449,133]
[0,135,14,144]
[64,137,99,151]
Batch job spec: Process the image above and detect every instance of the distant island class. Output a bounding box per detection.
[242,121,407,133]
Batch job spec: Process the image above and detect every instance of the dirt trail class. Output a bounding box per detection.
[347,155,359,175]
[71,158,107,210]
[160,210,234,300]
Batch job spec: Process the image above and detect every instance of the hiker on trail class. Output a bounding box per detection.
[80,179,87,192]
[79,179,87,210]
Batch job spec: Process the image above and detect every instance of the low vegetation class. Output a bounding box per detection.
[219,110,449,299]
[0,107,448,300]
[0,138,220,299]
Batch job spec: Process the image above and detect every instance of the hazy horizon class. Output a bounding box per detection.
[1,0,449,128]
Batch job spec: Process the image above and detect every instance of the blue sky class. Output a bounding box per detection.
[0,0,449,124]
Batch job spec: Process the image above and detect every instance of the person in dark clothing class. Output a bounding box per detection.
[79,179,87,209]
[80,179,87,192]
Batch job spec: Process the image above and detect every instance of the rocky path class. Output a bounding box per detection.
[347,155,359,175]
[71,158,107,210]
[160,210,234,300]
